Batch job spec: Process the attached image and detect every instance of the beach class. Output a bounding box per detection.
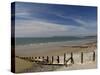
[15,40,97,73]
[15,38,96,56]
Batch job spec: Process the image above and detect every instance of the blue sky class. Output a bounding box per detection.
[12,2,97,37]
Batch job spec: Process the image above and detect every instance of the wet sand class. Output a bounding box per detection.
[15,41,96,56]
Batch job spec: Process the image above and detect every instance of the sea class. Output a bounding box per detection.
[15,36,97,46]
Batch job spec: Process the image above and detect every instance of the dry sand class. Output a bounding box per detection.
[56,62,97,71]
[15,57,33,73]
[15,41,97,73]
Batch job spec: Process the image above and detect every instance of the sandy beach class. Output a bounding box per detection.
[15,39,96,56]
[15,41,97,73]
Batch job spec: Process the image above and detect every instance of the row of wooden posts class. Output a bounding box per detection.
[16,51,95,65]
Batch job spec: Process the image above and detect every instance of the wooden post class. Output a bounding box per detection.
[93,51,95,61]
[42,56,44,59]
[24,57,25,59]
[57,56,60,63]
[71,52,74,64]
[32,57,33,59]
[23,57,25,59]
[26,57,27,59]
[81,52,83,64]
[35,57,37,59]
[47,56,49,63]
[52,56,54,64]
[64,53,66,64]
[39,56,40,59]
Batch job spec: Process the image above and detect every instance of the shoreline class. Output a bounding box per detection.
[15,41,96,56]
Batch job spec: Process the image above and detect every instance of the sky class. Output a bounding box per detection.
[12,2,97,37]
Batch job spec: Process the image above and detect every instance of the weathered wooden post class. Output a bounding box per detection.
[32,57,33,59]
[64,53,66,64]
[31,57,33,59]
[39,56,40,59]
[25,57,27,60]
[81,52,83,64]
[47,56,49,63]
[23,57,25,59]
[24,57,26,59]
[57,56,60,63]
[35,57,37,59]
[29,57,31,59]
[52,56,54,64]
[71,52,74,64]
[42,56,44,59]
[21,57,22,59]
[93,51,95,61]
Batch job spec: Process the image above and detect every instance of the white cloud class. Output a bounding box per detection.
[51,13,97,29]
[15,3,97,37]
[15,19,96,37]
[15,20,68,37]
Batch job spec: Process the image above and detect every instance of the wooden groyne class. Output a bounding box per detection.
[16,51,96,66]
